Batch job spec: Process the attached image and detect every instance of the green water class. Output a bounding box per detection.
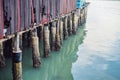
[0,25,86,80]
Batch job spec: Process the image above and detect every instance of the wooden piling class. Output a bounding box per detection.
[38,26,43,41]
[75,12,79,30]
[72,13,77,34]
[84,7,88,23]
[3,39,13,58]
[12,33,22,80]
[69,15,73,35]
[43,25,50,58]
[40,26,43,41]
[0,42,6,68]
[64,16,68,39]
[55,20,61,51]
[67,16,70,35]
[28,31,32,48]
[31,28,41,68]
[51,22,56,51]
[78,9,81,26]
[80,9,84,25]
[19,34,22,50]
[59,19,63,45]
[82,8,85,24]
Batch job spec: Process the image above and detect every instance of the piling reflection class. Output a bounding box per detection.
[0,25,87,80]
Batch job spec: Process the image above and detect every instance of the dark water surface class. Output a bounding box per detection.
[0,1,120,80]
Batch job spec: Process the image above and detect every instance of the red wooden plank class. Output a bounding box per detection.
[17,0,20,32]
[31,0,34,24]
[41,0,50,24]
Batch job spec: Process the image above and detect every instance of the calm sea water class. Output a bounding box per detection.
[0,1,120,80]
[72,1,120,80]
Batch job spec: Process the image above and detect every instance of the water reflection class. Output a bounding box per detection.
[72,1,120,80]
[0,25,87,80]
[22,26,87,80]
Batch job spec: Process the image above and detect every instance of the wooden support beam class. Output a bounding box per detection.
[0,9,79,43]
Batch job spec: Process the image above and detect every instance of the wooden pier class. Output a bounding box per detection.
[0,0,89,79]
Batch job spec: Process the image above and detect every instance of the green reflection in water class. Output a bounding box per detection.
[0,25,86,80]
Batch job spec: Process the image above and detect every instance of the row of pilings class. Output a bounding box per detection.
[0,6,88,80]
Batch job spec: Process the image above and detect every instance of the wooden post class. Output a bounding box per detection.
[83,7,87,23]
[28,31,32,48]
[84,7,87,23]
[0,42,6,68]
[51,22,56,51]
[55,20,61,51]
[40,26,43,41]
[82,8,85,24]
[3,39,13,58]
[43,25,50,58]
[72,13,77,34]
[64,16,68,39]
[67,16,70,35]
[38,26,43,41]
[59,18,63,45]
[80,8,84,25]
[69,15,73,35]
[78,9,81,26]
[85,5,88,22]
[12,33,22,80]
[31,28,41,68]
[75,12,79,30]
[19,34,22,50]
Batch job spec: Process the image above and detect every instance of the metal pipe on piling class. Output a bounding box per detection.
[12,33,22,80]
